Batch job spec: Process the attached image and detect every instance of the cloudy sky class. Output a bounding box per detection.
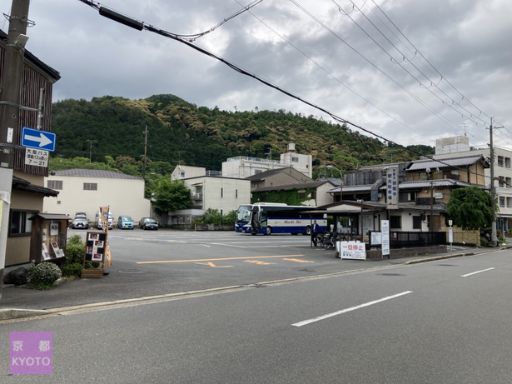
[3,0,510,149]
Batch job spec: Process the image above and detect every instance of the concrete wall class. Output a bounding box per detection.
[43,176,150,223]
[316,183,335,206]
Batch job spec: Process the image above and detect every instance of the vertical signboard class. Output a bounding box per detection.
[381,219,390,257]
[386,166,399,208]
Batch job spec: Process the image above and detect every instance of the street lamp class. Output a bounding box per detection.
[326,164,343,203]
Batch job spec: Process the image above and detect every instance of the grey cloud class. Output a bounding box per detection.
[3,0,508,148]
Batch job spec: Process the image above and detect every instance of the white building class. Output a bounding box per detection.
[168,175,251,225]
[171,165,206,180]
[434,136,512,234]
[43,169,151,223]
[280,143,312,178]
[222,143,312,178]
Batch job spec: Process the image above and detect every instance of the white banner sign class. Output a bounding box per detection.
[381,220,390,256]
[338,241,366,260]
[25,148,49,167]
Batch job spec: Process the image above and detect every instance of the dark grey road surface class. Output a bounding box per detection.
[1,230,392,309]
[1,248,511,383]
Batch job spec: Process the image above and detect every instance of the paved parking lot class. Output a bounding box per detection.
[1,229,389,310]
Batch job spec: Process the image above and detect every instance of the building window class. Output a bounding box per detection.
[235,189,238,199]
[412,216,422,230]
[506,177,512,187]
[291,156,299,162]
[498,156,504,167]
[506,158,511,168]
[220,187,223,198]
[499,177,505,187]
[83,183,97,191]
[9,210,35,236]
[499,196,506,207]
[180,171,185,177]
[390,216,401,229]
[507,197,512,207]
[47,180,63,190]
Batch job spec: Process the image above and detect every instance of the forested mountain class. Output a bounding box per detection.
[51,94,433,174]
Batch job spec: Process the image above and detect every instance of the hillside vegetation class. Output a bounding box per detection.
[51,94,433,176]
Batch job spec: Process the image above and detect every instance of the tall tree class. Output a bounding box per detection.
[152,178,192,214]
[447,187,494,230]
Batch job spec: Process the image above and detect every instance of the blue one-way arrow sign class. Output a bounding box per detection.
[21,127,56,152]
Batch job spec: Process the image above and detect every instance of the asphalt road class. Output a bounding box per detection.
[2,230,388,309]
[1,247,512,383]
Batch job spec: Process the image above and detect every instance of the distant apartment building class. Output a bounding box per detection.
[434,135,512,234]
[222,143,312,178]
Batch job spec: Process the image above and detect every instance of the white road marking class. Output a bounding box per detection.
[461,267,495,278]
[199,244,211,248]
[292,291,413,327]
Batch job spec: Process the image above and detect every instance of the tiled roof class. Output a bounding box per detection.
[407,155,488,171]
[51,169,142,180]
[253,180,335,192]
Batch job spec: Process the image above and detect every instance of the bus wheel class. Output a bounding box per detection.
[266,226,272,235]
[305,225,311,235]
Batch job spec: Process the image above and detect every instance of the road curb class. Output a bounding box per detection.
[0,308,49,320]
[404,252,477,265]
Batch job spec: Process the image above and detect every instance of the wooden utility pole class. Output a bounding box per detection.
[142,125,148,177]
[0,0,31,297]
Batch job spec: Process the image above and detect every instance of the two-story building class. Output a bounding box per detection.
[43,169,151,223]
[327,154,489,241]
[434,136,512,235]
[168,168,251,225]
[1,28,61,268]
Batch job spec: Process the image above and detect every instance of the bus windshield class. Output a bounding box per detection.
[237,205,252,223]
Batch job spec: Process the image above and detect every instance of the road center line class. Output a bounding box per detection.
[137,254,305,264]
[461,267,495,278]
[292,291,413,327]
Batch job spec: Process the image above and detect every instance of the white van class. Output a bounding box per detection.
[95,211,113,230]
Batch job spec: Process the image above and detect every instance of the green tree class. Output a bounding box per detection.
[152,178,192,214]
[447,187,494,230]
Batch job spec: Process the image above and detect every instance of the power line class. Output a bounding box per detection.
[368,0,491,121]
[77,0,497,183]
[232,0,416,134]
[171,0,263,42]
[332,0,487,128]
[286,0,461,132]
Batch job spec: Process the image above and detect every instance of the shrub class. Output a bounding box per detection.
[27,262,62,289]
[66,235,85,264]
[61,262,83,277]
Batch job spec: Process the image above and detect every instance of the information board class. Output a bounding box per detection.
[338,241,367,260]
[381,220,390,257]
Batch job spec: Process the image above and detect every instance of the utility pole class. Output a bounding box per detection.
[142,125,148,177]
[0,0,31,297]
[86,139,96,163]
[489,117,504,247]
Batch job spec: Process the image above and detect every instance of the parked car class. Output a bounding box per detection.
[139,217,159,230]
[71,215,89,229]
[117,215,134,230]
[96,211,113,230]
